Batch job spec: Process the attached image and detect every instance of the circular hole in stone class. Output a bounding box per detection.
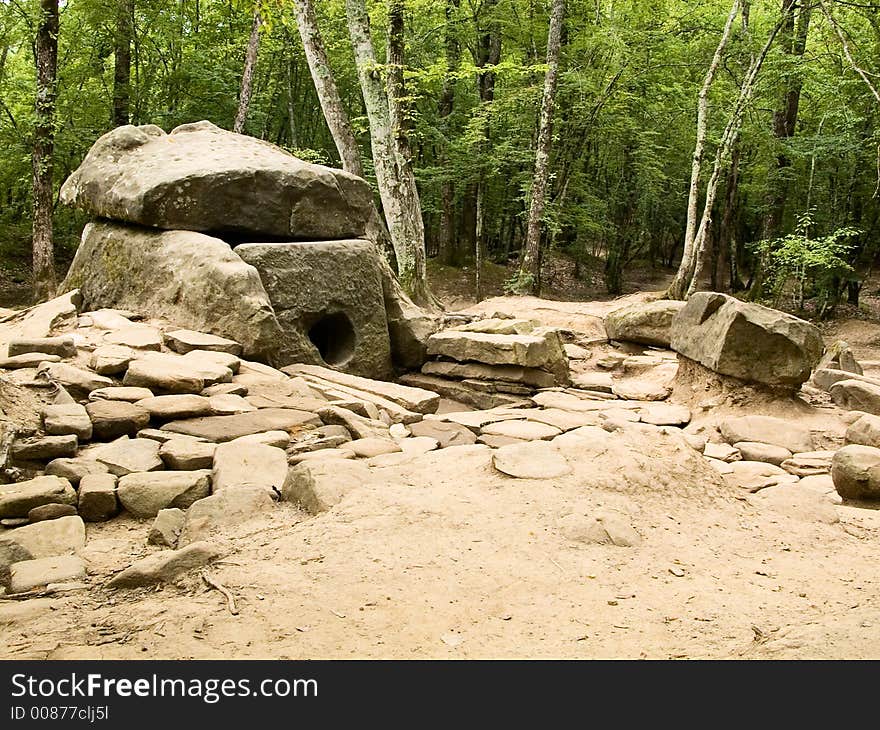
[308,312,356,367]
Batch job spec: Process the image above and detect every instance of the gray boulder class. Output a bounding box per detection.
[831,445,880,500]
[62,221,282,361]
[829,379,880,416]
[604,300,685,347]
[670,292,823,387]
[60,121,372,240]
[235,240,392,378]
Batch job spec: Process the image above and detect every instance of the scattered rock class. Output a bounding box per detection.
[94,437,163,476]
[164,329,242,356]
[103,325,162,350]
[89,386,154,402]
[0,516,85,570]
[611,379,671,401]
[604,300,685,347]
[46,457,109,485]
[27,503,78,523]
[481,420,562,441]
[11,435,78,461]
[8,336,76,359]
[637,403,691,426]
[492,441,571,479]
[830,379,880,416]
[36,362,113,394]
[0,353,61,369]
[179,487,274,544]
[9,555,86,594]
[77,473,119,522]
[817,340,862,375]
[135,394,213,420]
[86,400,151,440]
[725,460,799,492]
[421,360,556,389]
[398,437,439,454]
[117,470,211,517]
[281,458,371,513]
[781,451,834,477]
[107,541,221,588]
[230,430,291,449]
[148,508,186,547]
[751,484,840,524]
[831,445,880,500]
[558,510,642,547]
[732,442,792,466]
[703,442,742,462]
[845,413,880,448]
[89,344,136,375]
[409,419,477,448]
[0,476,77,519]
[159,439,216,470]
[42,404,92,440]
[718,415,813,454]
[162,408,321,442]
[212,442,288,494]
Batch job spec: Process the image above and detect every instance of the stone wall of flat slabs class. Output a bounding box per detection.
[235,240,393,380]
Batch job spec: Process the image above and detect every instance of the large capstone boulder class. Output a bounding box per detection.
[670,292,822,387]
[235,240,392,378]
[604,300,685,347]
[61,221,282,360]
[60,121,372,240]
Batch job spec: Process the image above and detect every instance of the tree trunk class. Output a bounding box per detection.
[437,0,460,266]
[667,0,740,300]
[113,0,133,127]
[344,0,431,305]
[519,0,565,295]
[233,9,261,134]
[292,0,395,266]
[687,8,793,298]
[762,0,811,240]
[386,0,430,305]
[31,0,59,301]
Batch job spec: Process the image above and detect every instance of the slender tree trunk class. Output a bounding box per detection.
[31,0,59,300]
[344,0,430,305]
[762,0,811,240]
[437,0,460,266]
[386,0,430,305]
[687,9,793,297]
[233,8,261,134]
[667,0,739,300]
[519,0,565,295]
[113,0,133,127]
[291,0,394,267]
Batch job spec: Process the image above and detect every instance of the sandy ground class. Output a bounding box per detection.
[3,293,880,660]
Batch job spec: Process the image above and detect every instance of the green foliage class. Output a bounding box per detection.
[750,210,861,310]
[504,269,535,295]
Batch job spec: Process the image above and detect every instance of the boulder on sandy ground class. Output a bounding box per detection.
[704,442,741,462]
[179,486,274,544]
[117,470,211,517]
[781,451,833,477]
[8,336,76,359]
[9,555,86,593]
[94,437,163,476]
[481,420,562,442]
[0,516,85,570]
[347,437,401,458]
[123,352,226,394]
[409,420,477,448]
[637,404,691,426]
[611,379,671,401]
[148,508,186,547]
[236,240,392,378]
[85,400,151,440]
[829,379,880,416]
[61,121,372,239]
[558,509,642,547]
[718,415,814,454]
[281,458,371,514]
[493,441,571,479]
[831,445,880,500]
[62,221,282,361]
[0,476,76,518]
[723,460,798,492]
[162,408,320,442]
[46,457,108,486]
[817,340,862,375]
[733,441,792,466]
[845,413,880,448]
[77,473,119,522]
[398,437,439,455]
[42,404,92,441]
[0,291,79,358]
[211,442,288,494]
[670,292,823,387]
[107,541,220,588]
[159,439,216,470]
[750,484,839,525]
[315,406,388,440]
[604,300,685,347]
[11,435,78,461]
[453,318,536,335]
